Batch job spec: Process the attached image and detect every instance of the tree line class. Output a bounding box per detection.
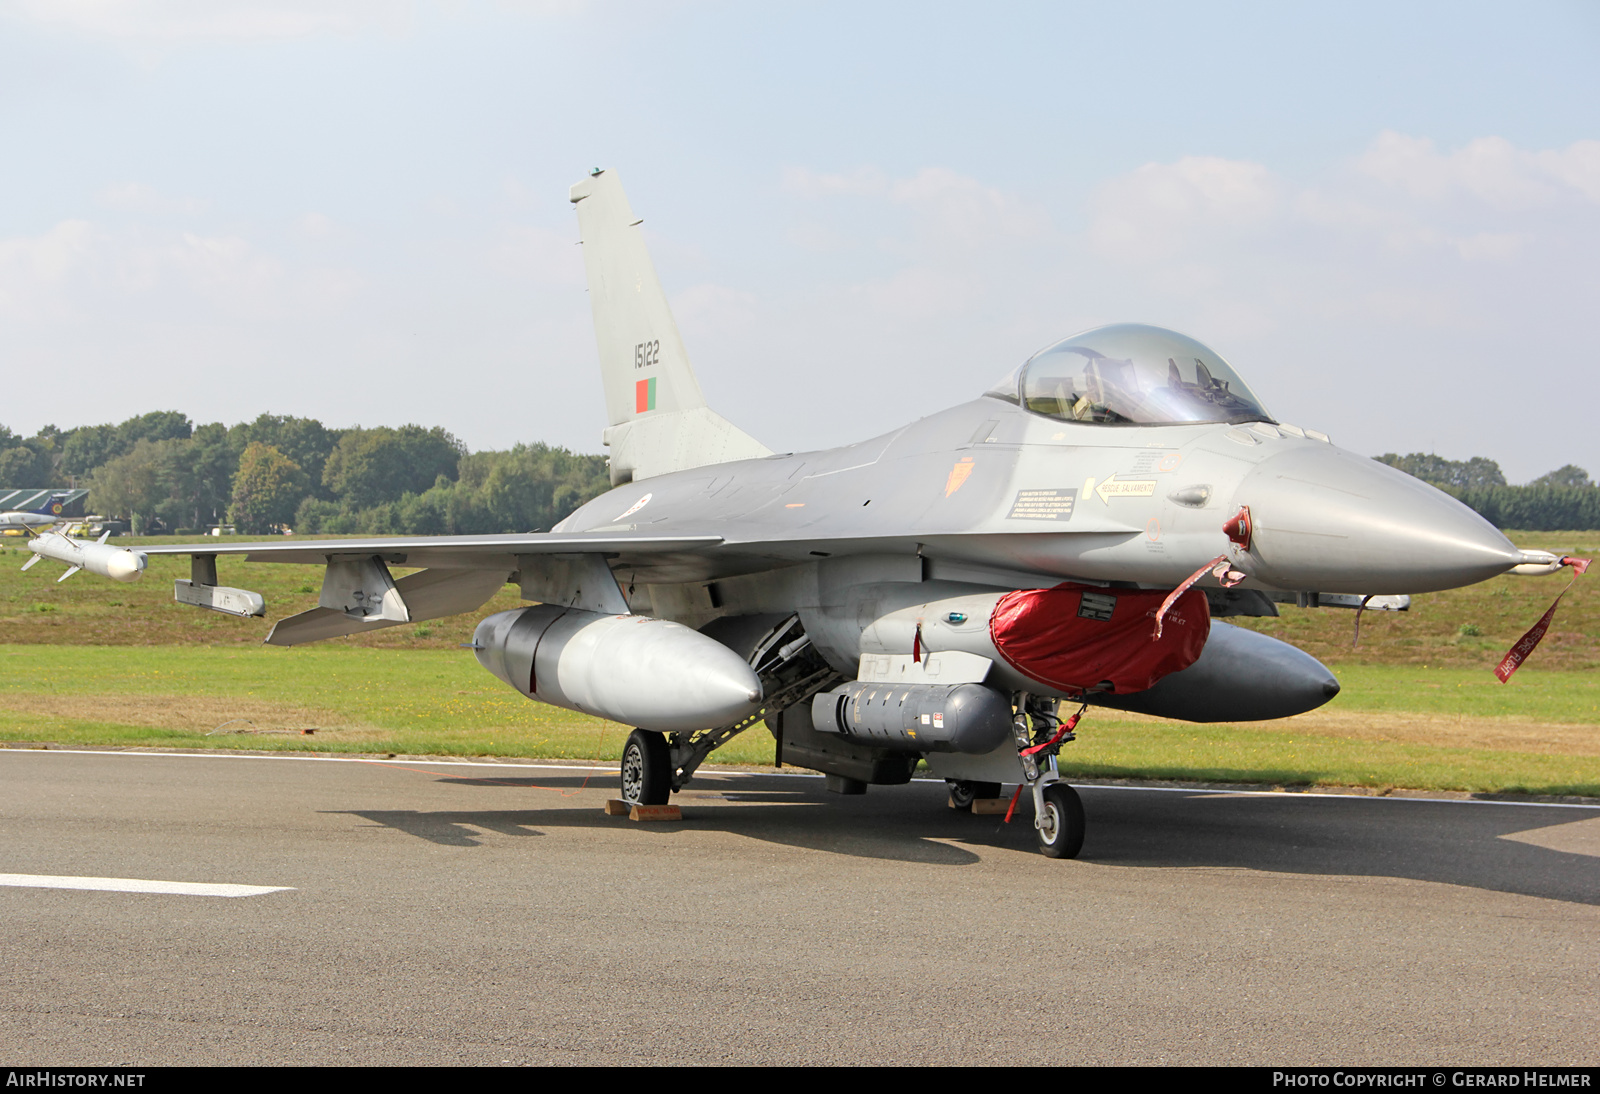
[1374,453,1598,530]
[0,413,611,536]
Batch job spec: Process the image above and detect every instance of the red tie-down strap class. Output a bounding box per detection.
[1020,706,1085,757]
[1495,556,1591,683]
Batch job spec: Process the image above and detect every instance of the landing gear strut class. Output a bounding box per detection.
[1012,693,1087,859]
[620,729,671,805]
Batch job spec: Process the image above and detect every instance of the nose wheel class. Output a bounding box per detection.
[621,729,672,805]
[1035,782,1085,859]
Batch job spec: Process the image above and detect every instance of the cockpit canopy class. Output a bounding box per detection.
[985,323,1273,426]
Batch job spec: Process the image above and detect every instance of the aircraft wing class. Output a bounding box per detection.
[136,532,725,570]
[124,532,730,644]
[133,528,1133,586]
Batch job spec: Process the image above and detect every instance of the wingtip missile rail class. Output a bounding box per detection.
[22,530,147,583]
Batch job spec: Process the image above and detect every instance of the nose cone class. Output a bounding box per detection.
[106,549,146,582]
[1238,446,1520,594]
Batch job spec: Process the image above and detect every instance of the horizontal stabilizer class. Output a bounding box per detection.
[266,567,511,647]
[602,407,772,486]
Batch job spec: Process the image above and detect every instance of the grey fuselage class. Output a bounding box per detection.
[555,394,1520,622]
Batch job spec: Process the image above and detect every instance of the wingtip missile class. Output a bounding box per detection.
[26,531,147,583]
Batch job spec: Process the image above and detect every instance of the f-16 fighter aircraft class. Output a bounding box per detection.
[24,170,1575,858]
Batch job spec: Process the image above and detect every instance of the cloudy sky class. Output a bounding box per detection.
[1,0,1596,482]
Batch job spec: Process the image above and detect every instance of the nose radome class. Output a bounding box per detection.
[1236,445,1521,594]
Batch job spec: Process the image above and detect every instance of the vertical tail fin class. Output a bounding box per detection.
[570,169,770,484]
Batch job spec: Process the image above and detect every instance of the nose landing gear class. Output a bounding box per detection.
[1034,782,1085,859]
[1013,693,1087,858]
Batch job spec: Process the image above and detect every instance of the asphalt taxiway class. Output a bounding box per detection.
[2,748,1596,1065]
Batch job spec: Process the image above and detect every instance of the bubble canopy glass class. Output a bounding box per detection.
[985,323,1273,426]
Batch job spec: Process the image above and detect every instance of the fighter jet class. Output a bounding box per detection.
[24,169,1572,858]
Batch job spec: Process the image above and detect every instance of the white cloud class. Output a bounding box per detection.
[671,283,759,343]
[0,217,363,323]
[1537,140,1600,203]
[0,219,97,320]
[1355,130,1600,209]
[1090,156,1279,259]
[887,167,1050,249]
[781,166,889,200]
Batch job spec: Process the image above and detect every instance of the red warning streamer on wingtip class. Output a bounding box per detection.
[1494,556,1591,683]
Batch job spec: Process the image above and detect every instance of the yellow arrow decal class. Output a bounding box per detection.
[1095,472,1158,504]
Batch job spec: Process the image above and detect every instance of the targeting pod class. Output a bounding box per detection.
[811,681,1014,754]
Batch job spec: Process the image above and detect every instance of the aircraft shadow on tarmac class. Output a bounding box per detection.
[329,774,1599,902]
[1079,789,1600,907]
[332,800,987,865]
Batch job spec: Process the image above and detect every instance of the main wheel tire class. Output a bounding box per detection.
[948,780,1003,811]
[1035,782,1085,859]
[620,729,671,806]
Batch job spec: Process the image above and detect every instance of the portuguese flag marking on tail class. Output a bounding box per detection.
[635,377,656,414]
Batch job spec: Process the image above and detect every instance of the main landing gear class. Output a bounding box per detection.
[617,616,842,807]
[620,729,672,806]
[947,780,1002,811]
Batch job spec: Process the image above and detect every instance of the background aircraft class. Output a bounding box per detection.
[22,171,1571,858]
[0,492,75,533]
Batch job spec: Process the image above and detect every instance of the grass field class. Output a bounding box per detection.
[1,530,1596,796]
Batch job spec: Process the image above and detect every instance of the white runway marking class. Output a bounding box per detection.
[0,873,294,897]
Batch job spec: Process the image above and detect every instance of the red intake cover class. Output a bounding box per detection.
[988,583,1210,695]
